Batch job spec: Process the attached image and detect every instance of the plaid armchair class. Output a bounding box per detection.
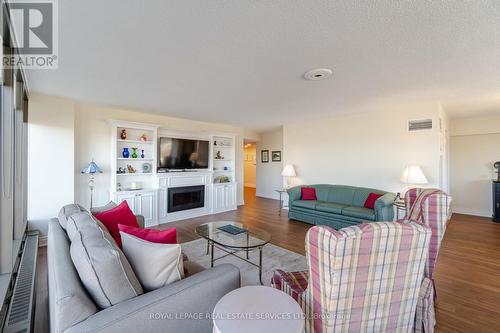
[272,222,431,333]
[402,188,452,333]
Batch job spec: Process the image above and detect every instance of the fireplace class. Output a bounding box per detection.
[168,185,205,213]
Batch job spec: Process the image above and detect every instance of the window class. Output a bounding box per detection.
[0,0,29,293]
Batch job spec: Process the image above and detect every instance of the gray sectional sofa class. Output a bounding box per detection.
[48,205,240,333]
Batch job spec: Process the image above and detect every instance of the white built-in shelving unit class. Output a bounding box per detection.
[109,121,237,226]
[211,135,237,213]
[110,121,158,226]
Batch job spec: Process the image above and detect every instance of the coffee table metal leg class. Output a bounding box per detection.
[246,233,249,259]
[258,246,263,285]
[210,241,214,268]
[206,239,210,255]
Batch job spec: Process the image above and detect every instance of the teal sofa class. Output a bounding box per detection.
[287,184,396,229]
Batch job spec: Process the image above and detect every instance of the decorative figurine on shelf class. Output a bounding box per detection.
[117,167,126,174]
[127,165,136,173]
[131,147,138,158]
[142,163,152,173]
[218,176,230,183]
[141,149,145,158]
[117,182,122,191]
[120,129,127,140]
[139,134,148,142]
[122,147,130,158]
[214,140,217,146]
[224,166,229,171]
[215,151,223,159]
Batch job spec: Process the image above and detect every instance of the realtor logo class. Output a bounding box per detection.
[4,0,58,68]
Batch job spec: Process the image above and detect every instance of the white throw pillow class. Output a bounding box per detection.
[120,232,184,291]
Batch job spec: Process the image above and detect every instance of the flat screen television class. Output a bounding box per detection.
[158,137,209,170]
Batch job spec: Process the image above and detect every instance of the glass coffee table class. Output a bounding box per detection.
[195,221,271,284]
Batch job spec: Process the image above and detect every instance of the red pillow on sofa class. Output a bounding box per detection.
[118,224,177,244]
[93,201,139,247]
[301,187,317,200]
[364,193,384,209]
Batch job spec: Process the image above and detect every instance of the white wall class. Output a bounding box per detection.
[283,109,443,194]
[256,128,283,199]
[451,114,500,136]
[450,115,500,217]
[27,94,76,235]
[243,145,256,187]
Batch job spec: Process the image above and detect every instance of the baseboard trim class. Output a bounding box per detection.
[452,208,491,218]
[255,193,279,201]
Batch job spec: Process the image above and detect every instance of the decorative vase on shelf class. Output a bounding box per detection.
[122,148,130,158]
[120,129,127,140]
[131,147,138,158]
[141,149,145,158]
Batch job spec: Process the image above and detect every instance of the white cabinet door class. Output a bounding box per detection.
[213,185,226,213]
[225,184,236,208]
[114,191,157,226]
[213,183,236,213]
[157,188,168,221]
[136,191,155,227]
[115,193,138,213]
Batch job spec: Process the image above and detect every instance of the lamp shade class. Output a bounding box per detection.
[81,161,103,174]
[400,166,428,184]
[281,164,296,177]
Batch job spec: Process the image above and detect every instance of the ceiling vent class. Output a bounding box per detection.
[408,119,433,132]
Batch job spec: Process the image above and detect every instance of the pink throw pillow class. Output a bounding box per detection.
[93,201,139,247]
[118,224,177,244]
[301,187,317,200]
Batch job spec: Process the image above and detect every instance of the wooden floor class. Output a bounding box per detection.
[35,187,500,333]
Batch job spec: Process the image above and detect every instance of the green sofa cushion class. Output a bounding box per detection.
[326,186,356,206]
[293,200,321,210]
[316,202,348,214]
[313,185,331,201]
[341,206,376,220]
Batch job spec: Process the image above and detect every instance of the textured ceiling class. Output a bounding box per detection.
[26,1,500,131]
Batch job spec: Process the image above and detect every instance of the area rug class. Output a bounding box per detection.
[181,238,307,286]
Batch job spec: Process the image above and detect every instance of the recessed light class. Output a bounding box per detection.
[303,68,333,81]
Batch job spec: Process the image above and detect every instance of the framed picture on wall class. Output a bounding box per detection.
[272,151,281,162]
[261,150,269,163]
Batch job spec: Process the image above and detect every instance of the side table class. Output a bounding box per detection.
[394,200,406,220]
[213,286,304,333]
[275,189,288,216]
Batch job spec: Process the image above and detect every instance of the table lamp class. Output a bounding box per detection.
[81,160,103,209]
[400,165,428,199]
[401,165,428,184]
[281,164,296,189]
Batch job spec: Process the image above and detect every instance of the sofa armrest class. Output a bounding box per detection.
[374,192,396,221]
[65,264,240,333]
[287,186,302,208]
[135,214,145,228]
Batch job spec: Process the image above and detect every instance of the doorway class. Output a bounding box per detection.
[243,141,257,202]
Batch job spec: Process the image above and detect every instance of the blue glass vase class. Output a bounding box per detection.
[122,148,130,158]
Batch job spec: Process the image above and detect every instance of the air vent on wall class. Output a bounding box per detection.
[408,119,433,132]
